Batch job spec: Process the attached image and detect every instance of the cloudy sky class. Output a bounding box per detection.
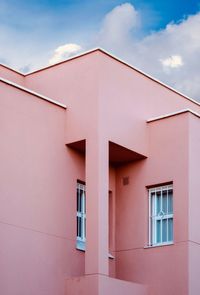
[1,0,200,101]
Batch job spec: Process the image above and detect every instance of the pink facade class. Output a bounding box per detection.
[1,49,200,295]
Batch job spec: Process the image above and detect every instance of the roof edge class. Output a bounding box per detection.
[1,47,200,108]
[147,109,200,123]
[0,63,25,76]
[98,49,200,108]
[25,47,100,76]
[0,77,67,109]
[28,47,200,109]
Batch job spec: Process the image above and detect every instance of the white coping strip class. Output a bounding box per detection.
[147,109,200,123]
[99,49,200,108]
[27,47,200,108]
[0,63,25,75]
[1,47,200,108]
[0,77,67,109]
[25,48,101,75]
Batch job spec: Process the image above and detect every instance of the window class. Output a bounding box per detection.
[76,182,86,250]
[148,184,173,246]
[76,183,115,258]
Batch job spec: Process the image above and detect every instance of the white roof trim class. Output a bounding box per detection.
[147,109,200,122]
[25,47,101,75]
[27,47,200,108]
[0,77,66,109]
[0,63,25,76]
[1,47,200,108]
[0,48,101,76]
[99,48,200,108]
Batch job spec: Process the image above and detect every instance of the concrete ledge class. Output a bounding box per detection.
[65,274,148,295]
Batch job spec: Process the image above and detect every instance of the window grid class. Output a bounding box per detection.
[77,182,86,248]
[148,184,173,246]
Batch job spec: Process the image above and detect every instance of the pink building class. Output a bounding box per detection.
[1,48,200,295]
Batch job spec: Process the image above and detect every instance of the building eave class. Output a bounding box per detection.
[147,109,200,123]
[1,47,200,108]
[0,63,25,76]
[0,77,67,109]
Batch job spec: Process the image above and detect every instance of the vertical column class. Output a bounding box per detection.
[85,136,109,275]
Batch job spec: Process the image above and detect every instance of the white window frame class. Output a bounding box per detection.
[75,183,115,259]
[76,182,86,251]
[148,184,173,247]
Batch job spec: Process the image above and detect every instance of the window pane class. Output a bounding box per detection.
[84,217,86,239]
[168,192,173,214]
[77,216,82,238]
[77,216,79,236]
[162,190,167,214]
[156,220,161,243]
[162,219,167,242]
[151,217,155,244]
[156,192,161,215]
[83,191,86,214]
[77,189,78,211]
[80,190,83,212]
[168,218,173,241]
[151,192,155,216]
[80,216,84,240]
[77,189,80,212]
[78,217,82,237]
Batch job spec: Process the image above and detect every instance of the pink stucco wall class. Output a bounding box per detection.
[1,49,200,294]
[188,114,200,295]
[115,113,190,295]
[0,77,116,293]
[0,65,25,86]
[65,274,147,295]
[0,81,85,294]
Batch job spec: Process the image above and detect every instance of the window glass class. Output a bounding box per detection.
[168,191,173,214]
[76,182,86,250]
[149,184,173,246]
[156,220,161,243]
[168,218,173,241]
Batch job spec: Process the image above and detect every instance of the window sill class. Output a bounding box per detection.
[76,240,86,251]
[144,242,174,249]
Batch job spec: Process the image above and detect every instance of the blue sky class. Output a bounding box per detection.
[1,1,200,100]
[2,1,199,39]
[2,1,200,30]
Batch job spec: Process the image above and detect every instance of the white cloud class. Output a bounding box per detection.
[48,43,82,65]
[160,55,183,68]
[0,1,84,72]
[94,4,200,101]
[1,2,200,101]
[97,3,139,54]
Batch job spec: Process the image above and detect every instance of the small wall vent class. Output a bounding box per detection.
[123,177,129,186]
